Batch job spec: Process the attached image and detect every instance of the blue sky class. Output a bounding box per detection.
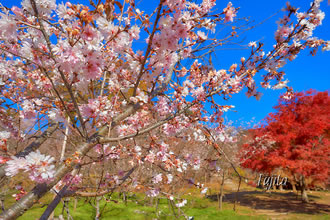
[212,0,330,126]
[2,0,329,127]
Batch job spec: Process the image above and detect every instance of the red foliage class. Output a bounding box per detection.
[240,90,330,184]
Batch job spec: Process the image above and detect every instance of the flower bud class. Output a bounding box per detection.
[97,4,104,13]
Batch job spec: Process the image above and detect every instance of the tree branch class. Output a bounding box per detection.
[0,122,59,180]
[29,0,88,138]
[133,0,163,96]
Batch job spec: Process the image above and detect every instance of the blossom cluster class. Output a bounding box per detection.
[5,150,55,183]
[0,131,10,151]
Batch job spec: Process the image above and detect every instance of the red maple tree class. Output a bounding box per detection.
[240,90,330,202]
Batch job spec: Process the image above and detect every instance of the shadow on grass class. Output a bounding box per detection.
[207,191,330,215]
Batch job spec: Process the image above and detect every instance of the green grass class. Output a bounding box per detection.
[11,192,264,220]
[1,187,328,219]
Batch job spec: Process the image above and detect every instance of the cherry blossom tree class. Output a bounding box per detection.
[0,0,329,218]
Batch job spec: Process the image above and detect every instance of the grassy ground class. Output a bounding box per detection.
[13,191,264,220]
[1,182,329,219]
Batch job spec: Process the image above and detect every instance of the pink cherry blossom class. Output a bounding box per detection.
[175,199,187,207]
[24,150,55,183]
[5,157,28,177]
[275,26,293,42]
[0,12,17,41]
[248,41,257,47]
[223,2,236,22]
[21,0,56,16]
[201,187,208,194]
[152,173,163,184]
[146,189,160,197]
[81,25,98,41]
[197,31,207,41]
[167,174,173,184]
[5,150,55,183]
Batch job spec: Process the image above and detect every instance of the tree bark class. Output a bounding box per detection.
[73,197,77,212]
[50,118,70,220]
[301,176,309,203]
[0,196,4,212]
[218,170,225,210]
[155,198,160,218]
[40,185,74,220]
[94,196,101,220]
[301,187,309,203]
[292,181,296,192]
